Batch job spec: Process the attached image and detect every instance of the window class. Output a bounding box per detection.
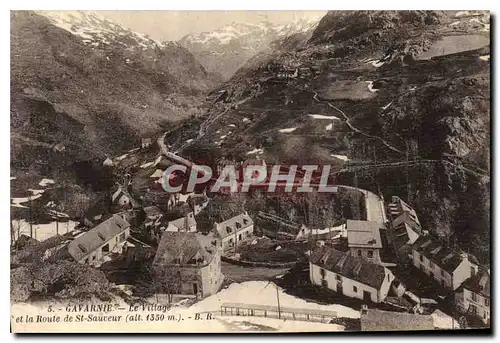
[357,250,362,257]
[102,243,110,253]
[335,275,342,282]
[470,266,476,276]
[471,293,478,302]
[91,255,96,261]
[419,255,424,262]
[243,219,248,225]
[485,298,489,306]
[236,222,242,229]
[353,286,358,293]
[320,269,326,278]
[83,258,88,264]
[470,304,477,315]
[321,279,328,288]
[367,250,374,258]
[119,232,126,242]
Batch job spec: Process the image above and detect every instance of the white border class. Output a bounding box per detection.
[1,1,496,342]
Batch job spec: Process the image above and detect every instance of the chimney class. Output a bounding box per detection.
[460,253,468,262]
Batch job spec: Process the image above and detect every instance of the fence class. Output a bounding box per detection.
[219,302,338,323]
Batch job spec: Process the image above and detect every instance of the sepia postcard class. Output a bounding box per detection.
[10,10,490,333]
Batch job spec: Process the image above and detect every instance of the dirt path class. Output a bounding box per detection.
[312,91,404,155]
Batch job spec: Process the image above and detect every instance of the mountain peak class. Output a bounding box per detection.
[179,18,321,80]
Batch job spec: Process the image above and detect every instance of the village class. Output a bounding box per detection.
[10,135,490,331]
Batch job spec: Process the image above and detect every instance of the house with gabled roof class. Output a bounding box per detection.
[213,212,254,252]
[110,183,141,212]
[411,234,478,290]
[455,269,490,325]
[388,196,420,225]
[153,231,223,298]
[346,220,383,264]
[388,211,423,260]
[68,214,130,265]
[310,247,395,303]
[166,212,197,233]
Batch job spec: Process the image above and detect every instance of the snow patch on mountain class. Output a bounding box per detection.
[35,11,178,50]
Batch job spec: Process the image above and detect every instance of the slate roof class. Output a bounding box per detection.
[215,213,253,240]
[346,220,383,249]
[310,247,388,290]
[388,196,420,225]
[68,214,129,261]
[390,212,422,249]
[393,211,422,233]
[111,187,127,203]
[361,309,434,331]
[462,270,490,298]
[153,231,219,266]
[412,235,467,273]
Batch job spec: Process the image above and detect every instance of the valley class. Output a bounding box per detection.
[10,10,491,333]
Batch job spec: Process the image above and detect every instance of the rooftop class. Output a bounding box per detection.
[168,212,196,231]
[412,235,468,273]
[346,220,383,249]
[310,247,388,289]
[68,214,129,261]
[153,231,219,267]
[361,308,434,331]
[462,270,490,298]
[388,196,420,225]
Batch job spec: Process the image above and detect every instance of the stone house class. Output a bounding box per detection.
[310,247,395,303]
[68,214,130,265]
[346,220,383,264]
[153,231,223,299]
[411,235,478,290]
[455,270,490,325]
[214,212,254,252]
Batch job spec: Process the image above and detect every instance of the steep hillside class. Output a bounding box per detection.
[165,10,490,261]
[179,18,322,80]
[11,11,220,180]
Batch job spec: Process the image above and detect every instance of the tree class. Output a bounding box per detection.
[149,263,183,304]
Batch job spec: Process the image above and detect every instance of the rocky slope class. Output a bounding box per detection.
[11,11,220,180]
[179,18,322,80]
[166,10,490,262]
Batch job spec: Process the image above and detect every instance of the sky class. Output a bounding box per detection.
[98,11,327,41]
